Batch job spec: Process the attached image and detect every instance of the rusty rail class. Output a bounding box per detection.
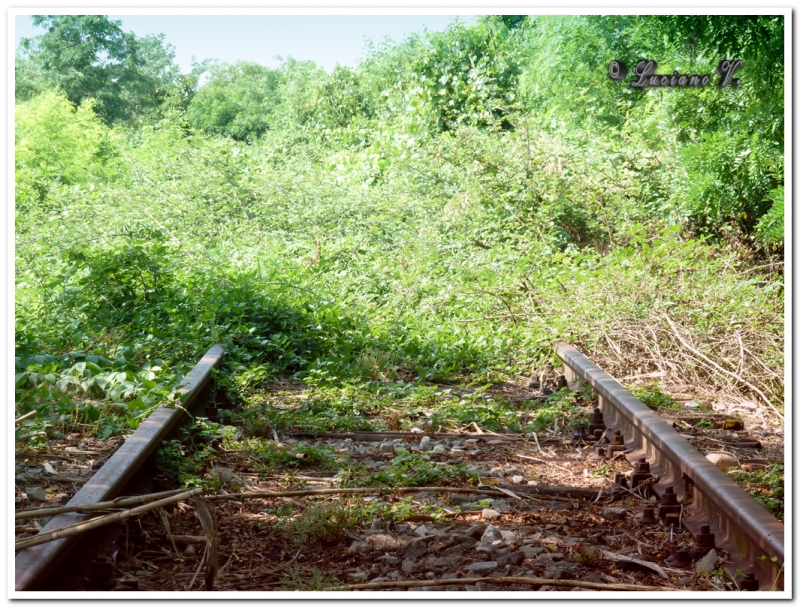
[15,344,225,591]
[556,341,784,590]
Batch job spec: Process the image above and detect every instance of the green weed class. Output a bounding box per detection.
[629,385,681,412]
[527,388,585,431]
[280,500,362,547]
[281,569,342,591]
[569,544,604,568]
[728,464,784,520]
[362,448,475,488]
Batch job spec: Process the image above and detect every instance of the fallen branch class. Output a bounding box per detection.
[205,486,516,502]
[514,453,574,475]
[15,488,190,520]
[15,488,203,552]
[529,432,544,454]
[502,484,606,501]
[664,315,783,420]
[343,576,674,591]
[286,431,547,443]
[186,543,207,591]
[158,509,181,561]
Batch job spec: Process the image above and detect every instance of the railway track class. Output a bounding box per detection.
[555,342,784,591]
[14,342,784,593]
[14,345,225,591]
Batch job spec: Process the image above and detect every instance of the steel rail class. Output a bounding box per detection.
[556,341,784,590]
[15,344,225,592]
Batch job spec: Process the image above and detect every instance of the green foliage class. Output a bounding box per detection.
[755,186,784,249]
[15,90,122,207]
[154,439,219,489]
[153,419,231,489]
[244,402,378,435]
[280,500,361,546]
[306,65,374,130]
[529,388,585,431]
[14,15,784,449]
[569,544,604,567]
[15,352,183,439]
[363,449,474,487]
[242,440,336,473]
[186,61,283,140]
[281,570,341,591]
[438,392,520,432]
[364,495,448,522]
[517,14,784,241]
[668,131,781,235]
[630,385,681,411]
[18,15,180,124]
[379,20,523,132]
[728,464,784,520]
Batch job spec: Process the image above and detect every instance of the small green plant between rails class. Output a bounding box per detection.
[276,496,449,549]
[153,419,237,489]
[281,570,343,591]
[360,449,476,488]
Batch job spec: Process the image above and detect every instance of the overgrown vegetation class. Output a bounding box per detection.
[728,464,784,520]
[16,14,784,445]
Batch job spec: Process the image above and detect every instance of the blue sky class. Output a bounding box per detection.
[15,15,477,73]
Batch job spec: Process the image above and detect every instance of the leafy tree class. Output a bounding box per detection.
[14,51,45,100]
[15,90,122,208]
[363,20,523,133]
[755,185,784,248]
[186,61,283,140]
[640,15,785,239]
[307,65,374,130]
[18,15,180,124]
[272,58,328,129]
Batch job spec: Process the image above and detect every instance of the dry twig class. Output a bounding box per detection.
[15,411,38,425]
[16,488,189,520]
[194,495,218,591]
[205,486,517,502]
[15,488,203,551]
[343,576,674,591]
[664,314,782,420]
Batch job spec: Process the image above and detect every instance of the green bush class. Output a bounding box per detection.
[186,61,283,140]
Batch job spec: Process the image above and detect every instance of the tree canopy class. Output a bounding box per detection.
[17,15,180,124]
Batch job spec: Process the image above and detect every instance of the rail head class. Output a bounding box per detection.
[555,341,784,591]
[14,344,225,592]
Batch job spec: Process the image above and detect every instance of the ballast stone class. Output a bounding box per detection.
[25,486,46,502]
[464,561,499,574]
